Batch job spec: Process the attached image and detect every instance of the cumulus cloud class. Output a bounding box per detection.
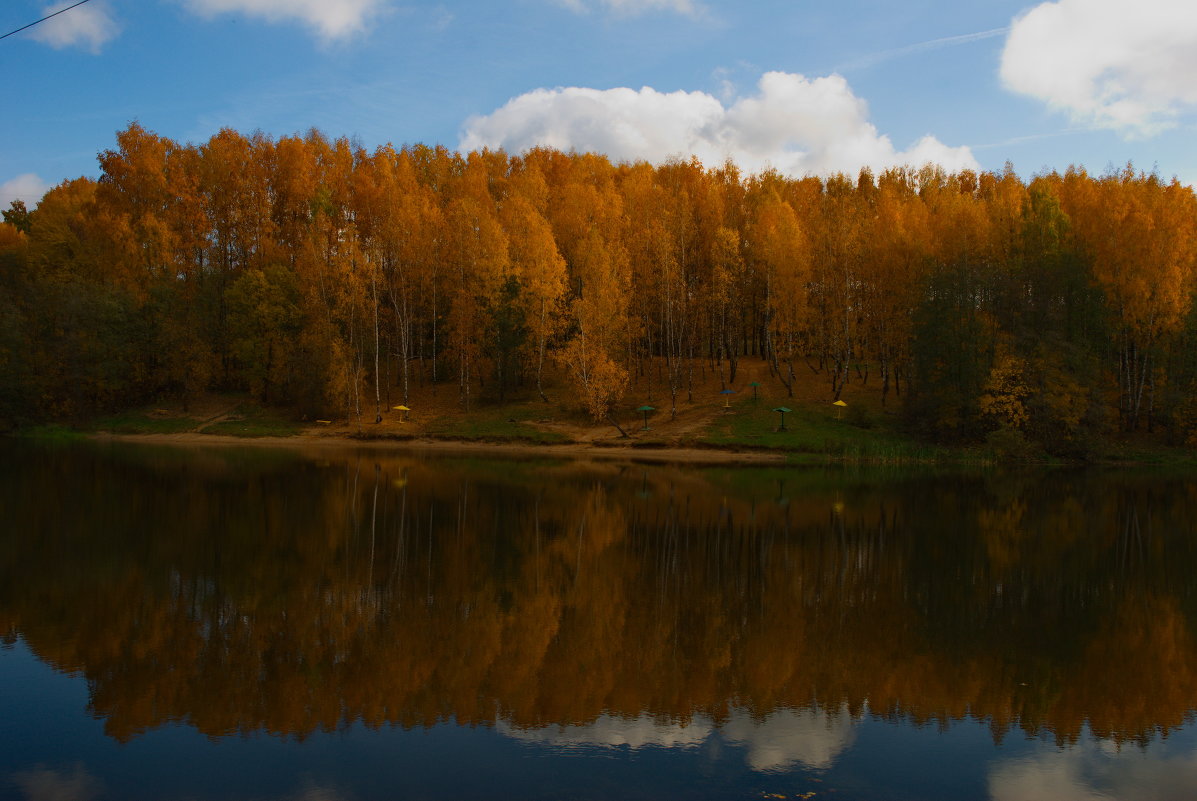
[0,174,51,211]
[1000,0,1197,137]
[27,1,120,54]
[555,0,699,16]
[460,71,978,178]
[183,0,387,41]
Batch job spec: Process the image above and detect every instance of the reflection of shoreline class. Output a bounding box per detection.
[87,431,788,465]
[499,706,858,772]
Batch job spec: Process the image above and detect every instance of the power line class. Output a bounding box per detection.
[1,0,95,42]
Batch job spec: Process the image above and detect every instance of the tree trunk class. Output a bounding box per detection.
[606,413,630,438]
[372,266,382,423]
[536,298,549,402]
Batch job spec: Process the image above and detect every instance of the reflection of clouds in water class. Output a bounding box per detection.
[291,782,349,801]
[990,736,1197,801]
[499,713,712,749]
[721,706,856,772]
[11,765,100,801]
[500,705,856,772]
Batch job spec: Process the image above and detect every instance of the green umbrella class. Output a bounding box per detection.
[748,381,761,401]
[772,406,792,431]
[637,405,655,431]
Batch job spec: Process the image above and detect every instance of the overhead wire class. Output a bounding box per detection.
[1,0,95,42]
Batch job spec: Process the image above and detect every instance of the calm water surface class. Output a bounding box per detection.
[3,439,1197,800]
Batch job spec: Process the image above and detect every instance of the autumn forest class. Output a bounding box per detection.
[3,123,1197,454]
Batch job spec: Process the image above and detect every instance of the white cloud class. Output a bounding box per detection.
[460,71,978,178]
[1000,0,1197,137]
[183,0,388,41]
[0,174,51,211]
[27,1,120,54]
[555,0,699,16]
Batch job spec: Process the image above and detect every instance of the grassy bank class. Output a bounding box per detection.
[420,402,574,445]
[12,386,1197,469]
[14,399,301,439]
[198,405,303,438]
[694,398,955,465]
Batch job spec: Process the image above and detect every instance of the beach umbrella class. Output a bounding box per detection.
[772,406,792,431]
[748,381,761,401]
[393,404,411,421]
[833,399,847,419]
[720,388,736,409]
[637,405,655,431]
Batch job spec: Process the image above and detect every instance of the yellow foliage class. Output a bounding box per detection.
[1172,382,1197,447]
[979,351,1030,429]
[557,335,628,421]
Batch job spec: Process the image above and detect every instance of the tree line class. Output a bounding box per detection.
[2,123,1196,451]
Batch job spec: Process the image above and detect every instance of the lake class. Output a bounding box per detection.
[3,438,1197,800]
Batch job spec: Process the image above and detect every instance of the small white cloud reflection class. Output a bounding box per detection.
[990,733,1197,801]
[289,782,349,801]
[721,706,856,772]
[500,705,857,773]
[10,765,100,801]
[499,713,712,750]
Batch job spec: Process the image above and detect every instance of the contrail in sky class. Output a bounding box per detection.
[834,27,1010,73]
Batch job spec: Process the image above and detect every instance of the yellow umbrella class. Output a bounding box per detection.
[392,404,411,421]
[833,399,847,419]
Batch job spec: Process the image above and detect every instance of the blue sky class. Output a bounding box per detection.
[3,0,1196,209]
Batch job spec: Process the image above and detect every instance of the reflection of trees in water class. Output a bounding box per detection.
[3,443,1197,746]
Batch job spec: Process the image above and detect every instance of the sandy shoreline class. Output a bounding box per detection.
[88,431,789,465]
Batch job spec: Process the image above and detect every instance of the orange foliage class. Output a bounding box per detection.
[9,124,1197,437]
